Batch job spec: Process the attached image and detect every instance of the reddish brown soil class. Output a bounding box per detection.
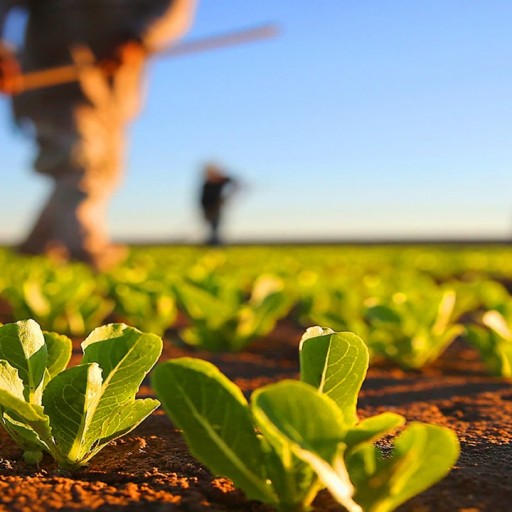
[0,320,511,512]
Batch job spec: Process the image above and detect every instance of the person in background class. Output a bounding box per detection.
[0,0,197,270]
[200,162,239,246]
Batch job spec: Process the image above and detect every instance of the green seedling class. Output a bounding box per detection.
[108,280,177,336]
[450,278,511,319]
[0,319,161,470]
[466,310,512,377]
[2,262,113,335]
[299,282,369,342]
[173,274,292,351]
[153,327,459,512]
[365,289,464,369]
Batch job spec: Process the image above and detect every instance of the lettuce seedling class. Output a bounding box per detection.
[153,327,459,512]
[0,319,161,470]
[173,274,292,351]
[108,280,177,336]
[466,310,512,377]
[300,284,369,342]
[2,262,113,335]
[365,289,464,369]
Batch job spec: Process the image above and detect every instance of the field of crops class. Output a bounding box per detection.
[0,244,511,511]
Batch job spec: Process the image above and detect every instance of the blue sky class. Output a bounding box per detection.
[1,0,512,243]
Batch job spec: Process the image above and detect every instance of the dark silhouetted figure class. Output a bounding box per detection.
[200,163,238,245]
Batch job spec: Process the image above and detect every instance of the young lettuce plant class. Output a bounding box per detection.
[465,310,512,377]
[365,289,464,369]
[173,274,292,351]
[152,327,459,512]
[0,319,162,470]
[108,279,177,336]
[2,262,113,336]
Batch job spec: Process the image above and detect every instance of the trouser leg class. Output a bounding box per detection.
[18,197,57,255]
[19,102,125,268]
[204,205,222,245]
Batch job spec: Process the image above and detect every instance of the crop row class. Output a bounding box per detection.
[1,246,512,376]
[0,319,459,512]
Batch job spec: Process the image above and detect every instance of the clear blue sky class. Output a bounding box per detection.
[1,0,512,244]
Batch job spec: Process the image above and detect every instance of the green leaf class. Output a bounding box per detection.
[482,310,512,339]
[345,412,405,451]
[465,324,511,376]
[43,331,72,380]
[365,305,402,325]
[96,398,160,446]
[300,330,369,427]
[80,324,162,443]
[80,324,162,401]
[348,422,460,512]
[0,320,48,403]
[0,359,50,463]
[498,342,512,377]
[253,380,345,460]
[0,360,25,401]
[295,446,362,512]
[42,363,103,465]
[0,360,46,422]
[236,292,289,346]
[1,411,48,464]
[152,358,275,504]
[22,280,51,318]
[173,281,234,325]
[252,380,350,511]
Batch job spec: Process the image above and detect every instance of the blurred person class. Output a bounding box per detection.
[199,162,239,245]
[0,0,197,269]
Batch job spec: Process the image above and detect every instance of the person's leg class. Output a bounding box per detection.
[19,109,80,257]
[19,101,126,269]
[204,205,222,245]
